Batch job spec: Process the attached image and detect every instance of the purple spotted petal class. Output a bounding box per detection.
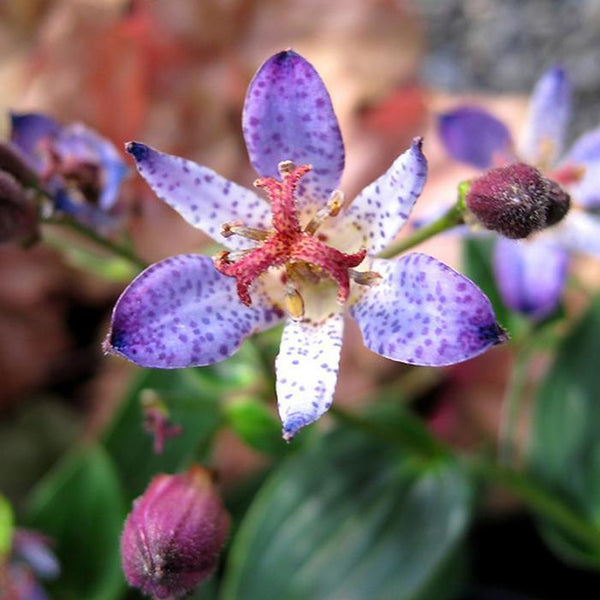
[350,254,506,365]
[106,254,283,368]
[10,112,60,171]
[438,107,514,169]
[276,312,343,440]
[562,125,600,208]
[519,66,571,166]
[242,50,345,209]
[546,211,600,257]
[494,237,568,320]
[341,138,427,255]
[55,123,126,210]
[126,142,271,251]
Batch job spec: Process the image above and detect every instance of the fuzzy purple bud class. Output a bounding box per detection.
[0,171,39,244]
[465,163,570,239]
[121,466,229,600]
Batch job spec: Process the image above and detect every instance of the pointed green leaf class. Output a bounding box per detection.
[26,445,126,600]
[222,428,472,600]
[529,295,600,565]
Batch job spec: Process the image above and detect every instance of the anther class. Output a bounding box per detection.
[349,269,382,286]
[220,220,270,241]
[304,190,345,235]
[284,284,305,320]
[278,160,297,177]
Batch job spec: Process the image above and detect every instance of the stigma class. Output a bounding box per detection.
[213,161,379,318]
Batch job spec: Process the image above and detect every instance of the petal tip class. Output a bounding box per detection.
[281,413,312,442]
[126,141,150,162]
[412,136,424,151]
[479,321,509,347]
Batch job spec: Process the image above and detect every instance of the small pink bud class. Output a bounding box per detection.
[465,163,570,239]
[121,466,229,600]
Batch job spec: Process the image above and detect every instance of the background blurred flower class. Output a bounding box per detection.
[439,66,600,320]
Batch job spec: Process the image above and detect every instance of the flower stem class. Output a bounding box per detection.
[468,457,600,562]
[42,217,147,270]
[377,184,468,260]
[498,340,533,465]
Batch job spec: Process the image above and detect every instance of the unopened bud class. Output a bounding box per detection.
[121,467,229,599]
[0,171,39,244]
[465,163,570,239]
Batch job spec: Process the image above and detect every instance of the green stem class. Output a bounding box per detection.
[377,189,467,260]
[43,217,147,270]
[498,340,534,465]
[469,457,600,561]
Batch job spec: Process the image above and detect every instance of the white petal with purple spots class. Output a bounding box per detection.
[350,254,505,366]
[276,312,344,440]
[126,142,271,251]
[340,138,427,255]
[106,254,284,368]
[519,66,571,166]
[493,237,568,321]
[242,50,345,211]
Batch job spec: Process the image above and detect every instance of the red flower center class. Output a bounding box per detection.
[213,162,367,318]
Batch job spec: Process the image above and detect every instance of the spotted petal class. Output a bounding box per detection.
[106,254,283,368]
[519,66,571,167]
[438,107,514,169]
[126,142,271,251]
[562,125,600,208]
[242,50,345,211]
[350,254,506,365]
[340,138,427,255]
[276,312,344,440]
[493,237,568,321]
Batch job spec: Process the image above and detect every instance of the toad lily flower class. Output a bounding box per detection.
[439,66,600,320]
[9,112,127,229]
[105,50,506,439]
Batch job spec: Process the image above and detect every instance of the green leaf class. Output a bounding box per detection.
[528,295,600,565]
[222,428,472,600]
[103,368,223,501]
[0,493,14,557]
[224,397,285,456]
[26,445,126,600]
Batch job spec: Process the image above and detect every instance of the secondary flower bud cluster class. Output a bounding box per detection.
[465,163,570,239]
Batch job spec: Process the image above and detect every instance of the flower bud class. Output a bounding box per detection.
[0,171,39,244]
[121,466,229,600]
[465,163,570,239]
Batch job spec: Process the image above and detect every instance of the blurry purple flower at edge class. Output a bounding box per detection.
[439,66,600,320]
[104,50,506,440]
[9,112,127,230]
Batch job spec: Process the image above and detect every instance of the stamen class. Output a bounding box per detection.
[278,160,297,177]
[290,261,321,285]
[220,220,270,241]
[304,190,345,235]
[349,268,382,286]
[213,249,252,265]
[284,284,305,320]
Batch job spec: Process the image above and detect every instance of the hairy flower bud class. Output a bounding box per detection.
[465,163,570,239]
[0,171,39,244]
[121,466,229,600]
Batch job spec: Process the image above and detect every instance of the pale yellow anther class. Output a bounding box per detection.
[278,160,297,177]
[221,220,270,242]
[304,189,346,235]
[349,268,382,287]
[284,286,305,320]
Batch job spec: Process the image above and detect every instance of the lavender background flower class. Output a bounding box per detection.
[9,113,127,230]
[106,50,505,439]
[439,66,600,320]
